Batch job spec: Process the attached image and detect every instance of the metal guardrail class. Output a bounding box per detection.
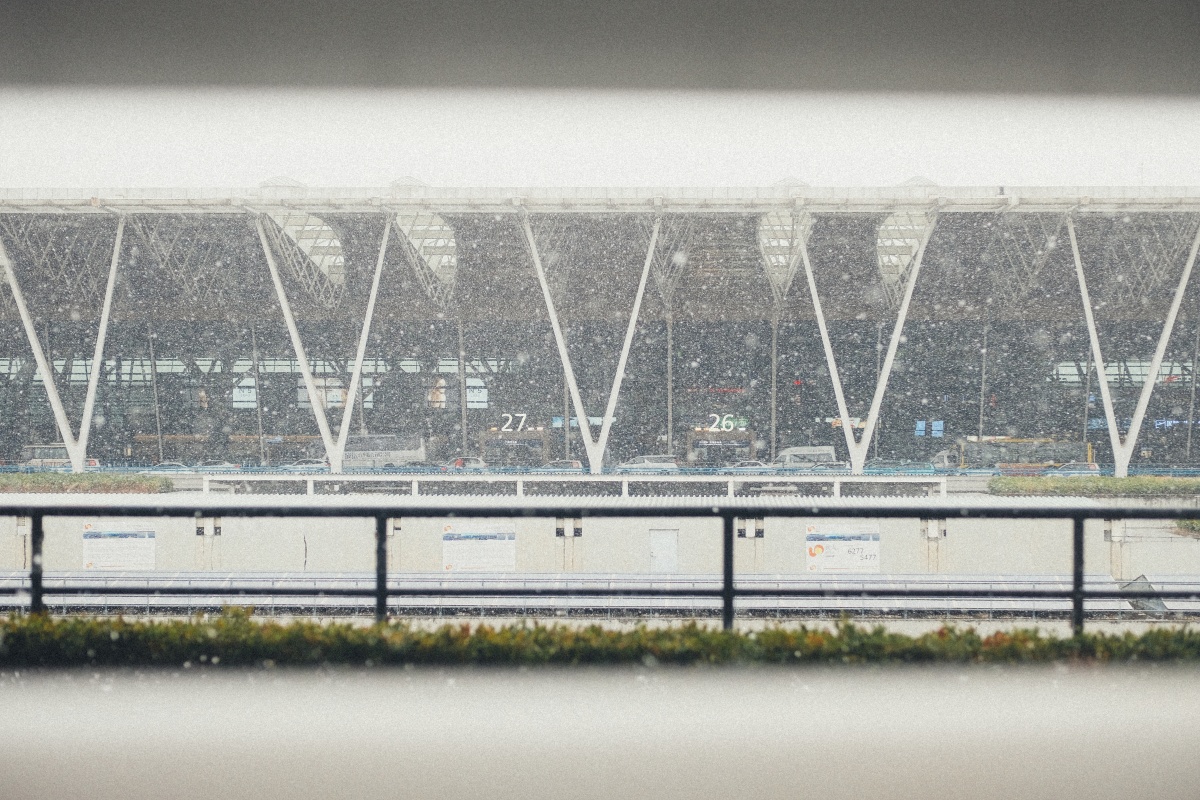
[3,494,1200,634]
[197,472,949,498]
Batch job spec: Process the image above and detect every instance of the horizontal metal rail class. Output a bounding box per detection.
[4,494,1200,633]
[197,472,949,498]
[12,586,1200,601]
[7,185,1200,215]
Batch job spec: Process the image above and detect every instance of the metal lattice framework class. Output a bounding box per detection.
[0,215,126,473]
[0,258,14,318]
[987,212,1068,307]
[0,216,117,312]
[756,209,814,310]
[519,212,668,473]
[260,212,346,309]
[129,215,245,309]
[1089,214,1200,312]
[876,212,936,310]
[393,211,458,312]
[644,216,696,314]
[1067,213,1200,476]
[524,215,592,311]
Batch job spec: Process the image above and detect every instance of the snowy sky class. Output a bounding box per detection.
[2,88,1200,188]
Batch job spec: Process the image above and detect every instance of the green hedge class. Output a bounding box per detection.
[990,476,1200,497]
[1,612,1199,667]
[0,473,172,493]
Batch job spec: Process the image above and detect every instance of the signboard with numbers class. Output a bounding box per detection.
[804,522,880,573]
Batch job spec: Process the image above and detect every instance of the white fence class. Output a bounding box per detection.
[197,472,949,498]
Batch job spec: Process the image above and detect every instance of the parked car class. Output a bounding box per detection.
[615,454,680,474]
[532,459,585,473]
[771,449,846,472]
[391,460,442,473]
[805,460,851,474]
[198,460,242,472]
[863,459,937,475]
[1042,461,1100,477]
[721,460,773,474]
[138,461,194,473]
[954,466,1002,477]
[277,458,330,473]
[442,456,488,472]
[772,459,848,473]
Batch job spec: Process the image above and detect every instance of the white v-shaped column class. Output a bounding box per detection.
[797,214,936,474]
[1067,215,1200,477]
[521,212,661,474]
[255,214,393,473]
[0,216,125,472]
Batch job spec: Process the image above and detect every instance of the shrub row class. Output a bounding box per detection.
[990,476,1200,497]
[1,612,1199,667]
[0,473,172,494]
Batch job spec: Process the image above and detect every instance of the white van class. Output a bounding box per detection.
[771,445,839,469]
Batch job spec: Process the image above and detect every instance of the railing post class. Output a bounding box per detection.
[29,513,44,614]
[722,513,734,631]
[375,515,388,623]
[1072,516,1085,636]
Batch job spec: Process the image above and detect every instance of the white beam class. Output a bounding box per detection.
[521,213,603,472]
[521,213,660,474]
[331,216,393,472]
[255,215,338,464]
[856,217,937,471]
[797,233,858,467]
[0,236,81,469]
[76,216,125,467]
[596,217,660,464]
[764,222,809,459]
[1068,216,1200,477]
[0,217,125,472]
[798,214,936,474]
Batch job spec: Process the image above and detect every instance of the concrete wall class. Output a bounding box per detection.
[0,515,1198,579]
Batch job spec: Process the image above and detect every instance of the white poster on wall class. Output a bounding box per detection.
[805,522,880,573]
[442,520,516,572]
[82,525,156,570]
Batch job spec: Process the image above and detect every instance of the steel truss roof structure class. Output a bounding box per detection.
[5,186,1200,479]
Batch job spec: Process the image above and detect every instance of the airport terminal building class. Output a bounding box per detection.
[3,183,1200,475]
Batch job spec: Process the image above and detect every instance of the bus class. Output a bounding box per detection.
[20,444,98,469]
[934,437,1091,471]
[340,434,426,469]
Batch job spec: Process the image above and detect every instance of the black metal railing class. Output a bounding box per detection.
[3,496,1200,634]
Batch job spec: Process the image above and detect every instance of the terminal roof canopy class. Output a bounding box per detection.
[6,186,1200,215]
